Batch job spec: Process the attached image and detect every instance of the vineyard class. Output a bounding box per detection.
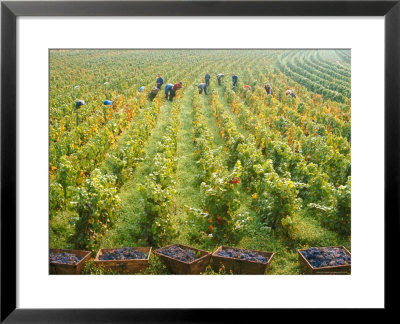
[49,49,351,274]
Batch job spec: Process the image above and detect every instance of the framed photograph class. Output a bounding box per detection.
[1,0,397,321]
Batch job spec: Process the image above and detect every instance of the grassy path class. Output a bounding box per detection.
[173,85,202,243]
[199,92,225,148]
[101,101,173,247]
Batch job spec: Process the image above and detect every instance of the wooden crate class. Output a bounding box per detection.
[298,246,351,274]
[49,249,92,275]
[211,246,275,274]
[94,247,151,274]
[153,244,211,274]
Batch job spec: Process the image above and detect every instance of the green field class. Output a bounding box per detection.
[49,49,351,274]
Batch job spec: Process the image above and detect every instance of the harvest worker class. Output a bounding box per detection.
[156,74,164,90]
[170,81,183,101]
[264,84,273,95]
[216,73,224,85]
[205,72,211,86]
[165,82,183,101]
[243,85,251,91]
[75,100,85,125]
[164,83,173,99]
[149,87,159,101]
[232,73,238,87]
[75,100,85,109]
[198,83,207,95]
[286,89,296,98]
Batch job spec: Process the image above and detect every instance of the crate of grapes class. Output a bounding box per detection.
[153,244,211,274]
[211,246,275,274]
[94,247,151,274]
[49,249,92,274]
[298,246,351,274]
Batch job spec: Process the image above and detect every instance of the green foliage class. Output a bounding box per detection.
[57,156,75,198]
[139,255,170,274]
[252,171,301,239]
[137,179,177,247]
[229,135,267,189]
[199,161,247,243]
[49,181,65,219]
[137,102,181,247]
[103,153,127,185]
[71,169,120,251]
[81,259,119,275]
[308,176,351,236]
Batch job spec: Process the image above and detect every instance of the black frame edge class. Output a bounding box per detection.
[1,2,17,323]
[1,309,262,323]
[1,0,398,322]
[384,1,400,312]
[3,1,399,16]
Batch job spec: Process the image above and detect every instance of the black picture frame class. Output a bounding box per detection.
[1,0,398,322]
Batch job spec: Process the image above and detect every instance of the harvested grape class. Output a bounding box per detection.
[50,251,82,265]
[158,245,199,263]
[216,248,268,264]
[301,247,351,268]
[99,247,148,261]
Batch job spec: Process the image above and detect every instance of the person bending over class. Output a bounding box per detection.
[198,82,207,95]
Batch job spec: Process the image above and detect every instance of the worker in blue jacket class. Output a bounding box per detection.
[232,73,238,87]
[75,100,85,125]
[165,83,173,99]
[165,82,183,101]
[156,74,164,90]
[205,72,211,86]
[198,83,207,95]
[76,100,85,109]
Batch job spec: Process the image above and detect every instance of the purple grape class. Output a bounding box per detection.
[158,245,199,263]
[99,247,147,261]
[50,251,82,265]
[302,247,351,268]
[216,248,268,264]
